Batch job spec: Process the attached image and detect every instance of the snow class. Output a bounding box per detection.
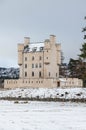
[24,42,44,52]
[0,87,86,99]
[59,78,66,82]
[0,101,86,130]
[0,67,19,78]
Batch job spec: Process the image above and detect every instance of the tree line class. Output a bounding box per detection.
[60,17,86,87]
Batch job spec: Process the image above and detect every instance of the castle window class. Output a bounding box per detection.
[25,72,27,77]
[32,47,37,52]
[25,64,27,68]
[32,56,34,60]
[36,63,38,68]
[49,72,50,77]
[40,47,44,51]
[39,63,42,68]
[56,73,57,77]
[32,72,34,77]
[41,81,43,83]
[39,56,42,60]
[32,64,34,68]
[39,71,41,77]
[25,57,27,61]
[47,57,48,59]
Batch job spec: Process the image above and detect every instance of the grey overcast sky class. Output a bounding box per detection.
[0,0,86,67]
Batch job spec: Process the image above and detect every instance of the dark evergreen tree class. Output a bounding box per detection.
[79,43,86,61]
[78,16,86,86]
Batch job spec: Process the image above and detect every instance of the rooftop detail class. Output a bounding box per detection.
[24,42,44,52]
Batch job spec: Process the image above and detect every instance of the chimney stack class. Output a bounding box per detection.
[24,37,30,46]
[50,35,56,44]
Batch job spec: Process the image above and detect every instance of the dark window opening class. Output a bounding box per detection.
[40,47,44,51]
[49,72,50,77]
[32,56,34,60]
[39,71,41,77]
[36,63,38,68]
[32,72,34,77]
[39,56,42,60]
[39,63,42,68]
[32,64,34,68]
[25,72,27,77]
[32,47,37,52]
[25,57,27,61]
[56,73,57,77]
[25,64,27,68]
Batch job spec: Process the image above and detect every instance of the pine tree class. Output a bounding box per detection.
[79,16,86,61]
[78,16,86,86]
[79,43,86,61]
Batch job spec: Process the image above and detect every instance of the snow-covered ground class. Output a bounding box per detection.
[0,87,86,99]
[0,101,86,130]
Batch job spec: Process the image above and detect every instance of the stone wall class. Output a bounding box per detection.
[4,78,58,88]
[4,78,83,89]
[60,78,83,88]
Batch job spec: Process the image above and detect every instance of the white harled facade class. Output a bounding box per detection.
[18,35,61,80]
[4,35,83,88]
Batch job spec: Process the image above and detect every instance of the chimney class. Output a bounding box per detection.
[24,37,30,46]
[50,35,56,44]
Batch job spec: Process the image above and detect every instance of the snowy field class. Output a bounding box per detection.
[0,101,86,130]
[0,87,86,99]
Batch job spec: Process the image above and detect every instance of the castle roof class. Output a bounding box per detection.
[24,42,44,52]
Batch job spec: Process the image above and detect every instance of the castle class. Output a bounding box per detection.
[4,35,83,88]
